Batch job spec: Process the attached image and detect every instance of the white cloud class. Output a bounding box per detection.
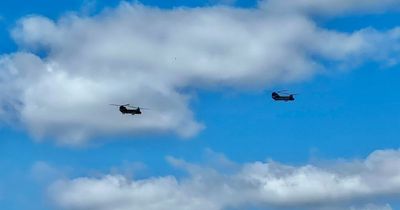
[261,0,400,16]
[49,149,400,210]
[1,2,400,145]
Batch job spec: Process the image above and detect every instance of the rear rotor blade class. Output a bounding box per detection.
[110,103,130,106]
[129,106,151,110]
[276,90,289,93]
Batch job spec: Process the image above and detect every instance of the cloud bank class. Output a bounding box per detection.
[49,149,400,210]
[1,1,400,144]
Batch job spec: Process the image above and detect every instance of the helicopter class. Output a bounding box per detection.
[110,104,150,115]
[271,90,297,101]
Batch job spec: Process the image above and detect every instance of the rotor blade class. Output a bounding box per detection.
[110,103,131,107]
[134,107,152,110]
[111,103,151,110]
[128,105,151,110]
[276,90,289,93]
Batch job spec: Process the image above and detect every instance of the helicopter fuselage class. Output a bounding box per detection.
[119,106,142,115]
[272,92,295,101]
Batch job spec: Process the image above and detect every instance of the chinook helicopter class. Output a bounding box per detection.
[271,90,297,102]
[110,104,150,115]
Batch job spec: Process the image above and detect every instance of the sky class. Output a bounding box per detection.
[1,0,400,210]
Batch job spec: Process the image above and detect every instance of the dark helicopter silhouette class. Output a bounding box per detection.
[271,90,297,101]
[110,104,150,115]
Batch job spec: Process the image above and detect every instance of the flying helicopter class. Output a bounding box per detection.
[271,90,297,101]
[110,104,150,115]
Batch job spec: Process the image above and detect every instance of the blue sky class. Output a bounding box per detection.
[1,1,400,210]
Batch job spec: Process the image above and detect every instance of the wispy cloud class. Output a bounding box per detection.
[260,0,400,16]
[350,204,392,210]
